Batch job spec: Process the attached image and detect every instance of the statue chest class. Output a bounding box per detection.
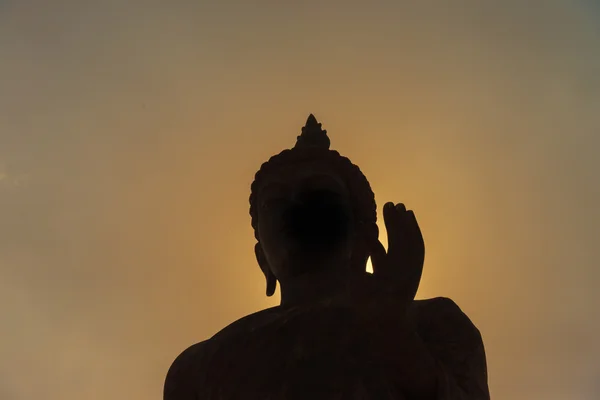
[197,305,408,399]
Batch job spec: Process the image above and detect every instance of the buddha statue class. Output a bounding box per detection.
[164,115,490,399]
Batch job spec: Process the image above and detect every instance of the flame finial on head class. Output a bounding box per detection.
[294,114,331,150]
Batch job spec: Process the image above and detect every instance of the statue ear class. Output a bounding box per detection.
[364,221,379,241]
[351,221,379,271]
[254,243,277,297]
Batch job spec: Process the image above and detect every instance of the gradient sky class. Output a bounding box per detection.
[1,1,599,399]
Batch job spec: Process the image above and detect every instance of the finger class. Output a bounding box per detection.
[405,210,425,262]
[395,203,411,253]
[385,203,409,258]
[402,210,425,301]
[383,202,404,253]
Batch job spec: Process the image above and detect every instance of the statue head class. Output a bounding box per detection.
[250,114,378,296]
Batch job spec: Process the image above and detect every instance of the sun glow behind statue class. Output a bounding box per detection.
[366,257,374,274]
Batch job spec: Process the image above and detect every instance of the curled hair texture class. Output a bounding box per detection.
[249,148,377,241]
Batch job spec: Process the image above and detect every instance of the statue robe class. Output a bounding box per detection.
[164,297,489,400]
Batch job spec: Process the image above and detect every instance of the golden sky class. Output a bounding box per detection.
[1,1,599,399]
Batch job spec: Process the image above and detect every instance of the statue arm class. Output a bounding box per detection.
[163,341,208,400]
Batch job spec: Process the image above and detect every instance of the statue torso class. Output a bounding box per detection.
[165,296,488,400]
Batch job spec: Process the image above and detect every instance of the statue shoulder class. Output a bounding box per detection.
[163,307,282,400]
[411,297,483,342]
[211,306,282,341]
[163,340,211,400]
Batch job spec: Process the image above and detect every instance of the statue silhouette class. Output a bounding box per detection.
[164,115,490,399]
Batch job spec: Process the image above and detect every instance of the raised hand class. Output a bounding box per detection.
[368,202,425,307]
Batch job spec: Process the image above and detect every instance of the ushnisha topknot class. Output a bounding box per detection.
[294,114,331,150]
[249,114,377,240]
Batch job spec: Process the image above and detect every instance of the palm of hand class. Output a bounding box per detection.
[368,202,425,309]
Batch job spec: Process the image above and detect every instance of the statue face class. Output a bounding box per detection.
[256,160,356,281]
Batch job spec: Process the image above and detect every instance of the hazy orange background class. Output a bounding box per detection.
[1,1,599,399]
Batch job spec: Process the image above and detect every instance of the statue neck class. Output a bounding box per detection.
[279,265,365,308]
